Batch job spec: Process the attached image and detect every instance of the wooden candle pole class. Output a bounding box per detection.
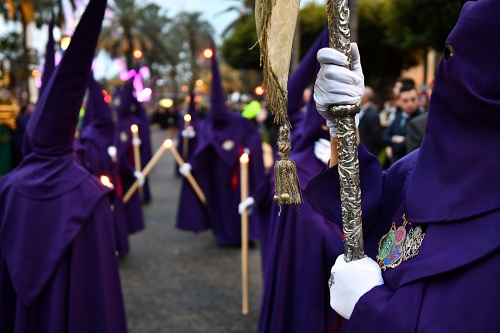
[182,114,191,161]
[167,139,207,205]
[131,124,143,199]
[123,140,169,204]
[240,152,250,315]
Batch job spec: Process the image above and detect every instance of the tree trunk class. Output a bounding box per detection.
[21,20,30,104]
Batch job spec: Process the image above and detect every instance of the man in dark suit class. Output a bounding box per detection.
[382,83,422,165]
[358,86,384,158]
[406,111,428,153]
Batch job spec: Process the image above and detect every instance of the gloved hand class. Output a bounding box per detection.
[179,163,192,178]
[107,146,117,162]
[314,43,364,137]
[134,170,145,186]
[181,128,196,139]
[314,138,331,165]
[329,254,383,320]
[238,197,255,215]
[132,137,142,147]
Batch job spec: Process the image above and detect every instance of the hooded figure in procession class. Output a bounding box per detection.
[0,0,128,331]
[305,0,500,331]
[176,46,265,246]
[74,73,130,258]
[115,80,146,234]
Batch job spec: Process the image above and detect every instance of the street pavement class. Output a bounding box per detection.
[119,127,263,333]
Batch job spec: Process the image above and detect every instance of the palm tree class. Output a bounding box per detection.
[169,11,215,95]
[1,0,77,102]
[98,0,170,70]
[219,0,255,38]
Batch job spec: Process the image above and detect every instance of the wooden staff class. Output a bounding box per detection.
[123,139,169,204]
[167,139,207,205]
[239,152,250,315]
[131,124,143,199]
[182,114,191,161]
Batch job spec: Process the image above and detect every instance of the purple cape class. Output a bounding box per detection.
[75,73,130,257]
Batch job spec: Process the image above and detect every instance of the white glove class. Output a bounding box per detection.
[132,137,142,147]
[314,138,331,165]
[181,128,196,139]
[329,254,383,320]
[107,146,117,162]
[238,197,255,215]
[134,170,145,186]
[179,163,192,178]
[314,43,364,137]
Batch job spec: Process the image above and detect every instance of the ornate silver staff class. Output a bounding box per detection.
[327,0,364,262]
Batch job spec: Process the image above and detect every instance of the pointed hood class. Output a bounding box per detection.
[79,72,114,141]
[25,0,106,157]
[115,79,135,118]
[39,13,55,96]
[405,0,500,223]
[294,27,330,152]
[288,27,329,117]
[208,45,231,126]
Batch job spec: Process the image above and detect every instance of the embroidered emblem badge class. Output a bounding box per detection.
[222,139,234,151]
[377,214,425,271]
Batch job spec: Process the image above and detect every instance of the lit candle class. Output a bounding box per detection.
[182,114,192,160]
[184,114,192,129]
[131,124,143,199]
[239,152,250,315]
[100,175,114,189]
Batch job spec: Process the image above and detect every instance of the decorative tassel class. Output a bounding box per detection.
[273,124,302,205]
[256,0,302,206]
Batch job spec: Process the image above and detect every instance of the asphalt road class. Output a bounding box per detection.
[119,127,263,333]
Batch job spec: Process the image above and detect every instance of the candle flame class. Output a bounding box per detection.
[100,175,114,188]
[184,114,192,122]
[131,124,138,133]
[240,153,249,164]
[164,139,173,149]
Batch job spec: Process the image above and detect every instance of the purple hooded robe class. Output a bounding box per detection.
[75,73,130,257]
[258,28,344,333]
[0,0,128,331]
[115,81,145,234]
[304,1,500,331]
[176,48,265,246]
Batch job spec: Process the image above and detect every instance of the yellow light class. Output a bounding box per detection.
[254,85,265,96]
[164,139,173,149]
[31,69,41,78]
[60,36,72,51]
[196,79,204,87]
[240,153,249,164]
[133,49,143,59]
[184,114,191,122]
[203,48,213,59]
[159,98,174,108]
[100,175,114,188]
[131,124,138,133]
